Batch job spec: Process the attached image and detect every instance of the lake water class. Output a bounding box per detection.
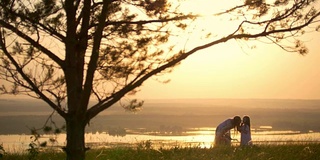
[1,98,320,153]
[1,127,320,153]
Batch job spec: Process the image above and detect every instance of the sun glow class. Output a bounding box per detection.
[134,0,320,100]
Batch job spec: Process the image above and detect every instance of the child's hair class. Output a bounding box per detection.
[243,116,251,127]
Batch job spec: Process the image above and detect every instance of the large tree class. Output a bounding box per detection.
[0,0,319,159]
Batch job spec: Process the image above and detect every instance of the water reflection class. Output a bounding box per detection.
[185,127,215,135]
[1,127,320,153]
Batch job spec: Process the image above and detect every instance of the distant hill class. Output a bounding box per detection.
[0,98,320,134]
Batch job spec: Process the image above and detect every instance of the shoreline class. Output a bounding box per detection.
[1,130,320,153]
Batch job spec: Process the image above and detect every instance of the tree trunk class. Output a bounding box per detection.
[65,117,86,160]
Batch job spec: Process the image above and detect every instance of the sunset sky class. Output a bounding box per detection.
[133,0,320,100]
[1,0,320,101]
[135,34,320,99]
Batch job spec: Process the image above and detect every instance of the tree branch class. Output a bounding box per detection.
[0,20,65,68]
[0,3,66,42]
[82,0,112,113]
[93,15,194,28]
[0,31,67,118]
[86,9,320,121]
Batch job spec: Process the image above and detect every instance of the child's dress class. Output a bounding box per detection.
[239,124,252,146]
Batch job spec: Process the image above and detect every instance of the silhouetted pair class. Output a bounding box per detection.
[214,115,252,146]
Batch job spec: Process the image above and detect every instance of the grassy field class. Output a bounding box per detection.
[2,143,320,160]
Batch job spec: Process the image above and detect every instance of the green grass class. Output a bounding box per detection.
[2,144,320,160]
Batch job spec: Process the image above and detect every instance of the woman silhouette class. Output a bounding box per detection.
[214,116,241,146]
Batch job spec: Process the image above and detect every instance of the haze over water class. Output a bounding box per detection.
[1,98,320,152]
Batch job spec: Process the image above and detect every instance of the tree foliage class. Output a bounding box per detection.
[0,0,319,159]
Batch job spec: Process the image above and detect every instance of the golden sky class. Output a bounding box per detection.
[1,0,319,100]
[133,0,320,100]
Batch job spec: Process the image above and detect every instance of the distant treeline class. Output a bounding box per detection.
[0,113,319,135]
[1,98,320,134]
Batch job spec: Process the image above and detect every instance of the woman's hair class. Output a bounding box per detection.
[243,116,251,127]
[233,116,241,132]
[233,116,241,126]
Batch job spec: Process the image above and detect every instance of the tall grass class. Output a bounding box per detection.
[2,143,320,160]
